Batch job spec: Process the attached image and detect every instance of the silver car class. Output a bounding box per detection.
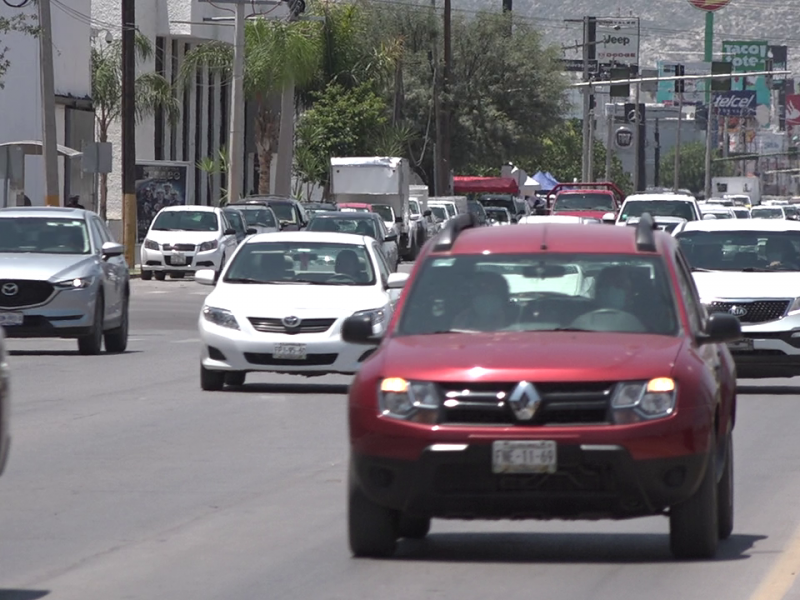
[0,207,130,355]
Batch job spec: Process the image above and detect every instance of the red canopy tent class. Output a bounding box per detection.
[452,176,520,195]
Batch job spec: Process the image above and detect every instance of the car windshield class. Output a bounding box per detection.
[224,210,244,231]
[431,206,448,220]
[269,203,297,223]
[702,210,733,219]
[307,217,378,238]
[223,242,376,285]
[750,207,784,219]
[152,210,218,232]
[409,200,420,215]
[676,230,800,271]
[485,208,509,222]
[340,206,369,213]
[733,209,751,218]
[237,207,277,228]
[620,200,696,222]
[0,217,91,254]
[479,194,515,214]
[553,192,615,211]
[444,204,456,217]
[397,253,679,336]
[372,204,394,222]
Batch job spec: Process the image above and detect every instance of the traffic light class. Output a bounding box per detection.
[711,61,732,92]
[674,64,685,93]
[610,67,630,98]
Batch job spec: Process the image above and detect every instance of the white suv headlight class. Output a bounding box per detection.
[379,378,439,424]
[787,298,800,314]
[202,306,240,330]
[611,378,676,424]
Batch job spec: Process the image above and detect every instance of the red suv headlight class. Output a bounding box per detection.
[611,378,677,424]
[379,378,439,424]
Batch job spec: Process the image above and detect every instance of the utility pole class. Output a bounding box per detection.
[581,17,590,181]
[227,3,246,203]
[654,118,661,187]
[703,97,714,200]
[605,103,613,180]
[431,0,441,196]
[121,0,137,266]
[587,105,595,180]
[673,94,683,191]
[633,81,642,191]
[38,0,59,207]
[438,0,452,195]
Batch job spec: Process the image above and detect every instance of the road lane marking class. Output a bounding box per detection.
[172,338,200,343]
[749,522,800,600]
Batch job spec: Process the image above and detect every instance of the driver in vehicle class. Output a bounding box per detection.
[452,270,513,331]
[571,266,646,332]
[764,238,800,270]
[335,249,364,281]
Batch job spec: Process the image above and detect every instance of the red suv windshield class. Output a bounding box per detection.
[397,253,679,336]
[553,193,615,211]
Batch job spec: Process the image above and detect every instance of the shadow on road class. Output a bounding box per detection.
[390,532,766,563]
[8,350,143,357]
[229,382,350,395]
[737,385,800,396]
[0,591,49,600]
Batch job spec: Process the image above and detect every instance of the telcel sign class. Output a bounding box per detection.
[713,91,757,116]
[687,0,732,10]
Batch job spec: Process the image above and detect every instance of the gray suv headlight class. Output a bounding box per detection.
[55,276,95,289]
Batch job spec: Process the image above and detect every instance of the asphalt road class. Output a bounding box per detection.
[2,266,800,600]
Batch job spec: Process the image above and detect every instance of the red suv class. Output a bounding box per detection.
[342,213,741,560]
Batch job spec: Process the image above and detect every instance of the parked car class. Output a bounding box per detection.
[222,206,249,243]
[196,231,407,389]
[341,213,740,560]
[0,327,9,478]
[141,205,239,281]
[230,204,281,235]
[307,211,400,270]
[0,207,130,355]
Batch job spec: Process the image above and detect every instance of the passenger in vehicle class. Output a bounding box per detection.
[764,238,800,269]
[355,221,375,238]
[452,271,513,331]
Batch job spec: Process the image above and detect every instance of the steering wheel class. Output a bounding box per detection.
[327,273,357,283]
[571,308,647,332]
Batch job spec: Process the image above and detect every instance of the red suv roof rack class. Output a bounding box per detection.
[433,213,479,251]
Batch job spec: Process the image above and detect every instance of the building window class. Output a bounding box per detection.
[155,36,165,161]
[170,38,179,161]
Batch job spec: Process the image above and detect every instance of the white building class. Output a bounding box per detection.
[0,0,95,207]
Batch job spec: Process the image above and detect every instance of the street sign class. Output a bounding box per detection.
[596,17,639,66]
[560,58,597,73]
[687,0,732,10]
[615,127,633,149]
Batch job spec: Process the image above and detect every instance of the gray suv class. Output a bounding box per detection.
[0,207,130,355]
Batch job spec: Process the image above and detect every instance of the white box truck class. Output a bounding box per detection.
[711,176,762,206]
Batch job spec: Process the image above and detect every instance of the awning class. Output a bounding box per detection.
[453,176,519,194]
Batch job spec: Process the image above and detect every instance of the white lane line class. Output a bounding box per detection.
[171,338,200,343]
[749,522,800,600]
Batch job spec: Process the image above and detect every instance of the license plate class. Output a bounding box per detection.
[727,338,754,352]
[273,343,307,360]
[171,252,186,265]
[0,312,23,326]
[492,440,557,474]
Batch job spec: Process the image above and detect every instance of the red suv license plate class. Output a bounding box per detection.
[492,440,557,474]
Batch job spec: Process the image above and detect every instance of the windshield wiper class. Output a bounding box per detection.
[741,267,771,272]
[551,327,594,332]
[224,278,310,284]
[223,277,266,284]
[691,267,715,272]
[431,328,480,334]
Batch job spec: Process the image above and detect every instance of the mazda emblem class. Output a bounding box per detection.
[729,305,747,317]
[508,381,542,421]
[282,315,301,328]
[1,283,18,296]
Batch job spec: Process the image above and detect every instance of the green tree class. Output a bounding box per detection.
[0,14,38,88]
[92,33,180,219]
[659,141,734,194]
[182,20,320,196]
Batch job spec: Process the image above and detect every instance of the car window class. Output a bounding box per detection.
[485,208,510,222]
[372,204,395,222]
[223,242,376,285]
[0,217,91,254]
[237,207,277,228]
[751,207,785,219]
[430,206,448,220]
[553,193,616,212]
[269,203,297,224]
[409,200,420,216]
[88,218,108,251]
[396,253,679,336]
[673,250,704,334]
[373,242,390,283]
[151,210,218,232]
[621,201,697,222]
[224,210,245,233]
[675,229,800,272]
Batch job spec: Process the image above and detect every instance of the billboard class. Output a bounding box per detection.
[135,161,192,242]
[596,18,640,66]
[786,94,800,127]
[721,40,771,108]
[656,61,709,105]
[713,91,757,117]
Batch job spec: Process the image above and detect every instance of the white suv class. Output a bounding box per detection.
[616,193,701,225]
[141,206,239,280]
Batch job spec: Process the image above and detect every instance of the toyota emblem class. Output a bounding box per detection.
[1,283,18,296]
[282,315,301,328]
[507,381,542,421]
[729,305,747,317]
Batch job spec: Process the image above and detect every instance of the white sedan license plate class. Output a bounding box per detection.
[727,338,754,352]
[492,440,557,474]
[171,252,186,265]
[273,343,307,360]
[0,312,23,326]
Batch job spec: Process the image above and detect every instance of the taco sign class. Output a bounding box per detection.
[687,0,732,10]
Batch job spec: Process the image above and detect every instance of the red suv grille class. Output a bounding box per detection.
[437,381,613,426]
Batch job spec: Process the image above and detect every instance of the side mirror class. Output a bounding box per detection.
[246,228,257,235]
[601,212,616,224]
[195,269,217,286]
[224,227,237,235]
[341,314,382,345]
[385,234,397,242]
[101,241,124,259]
[387,272,409,289]
[423,210,432,217]
[394,216,403,223]
[698,313,742,345]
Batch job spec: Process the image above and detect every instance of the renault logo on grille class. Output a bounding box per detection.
[1,283,18,296]
[729,305,748,317]
[282,315,301,328]
[508,381,542,421]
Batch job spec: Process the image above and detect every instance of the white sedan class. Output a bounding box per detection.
[196,231,407,390]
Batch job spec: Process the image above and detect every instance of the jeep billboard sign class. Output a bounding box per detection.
[713,91,757,116]
[596,18,640,66]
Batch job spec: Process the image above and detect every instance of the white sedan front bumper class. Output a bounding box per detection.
[141,245,225,273]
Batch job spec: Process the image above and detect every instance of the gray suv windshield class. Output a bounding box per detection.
[0,217,90,254]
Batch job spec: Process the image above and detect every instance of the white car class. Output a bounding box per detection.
[141,206,239,280]
[673,218,800,378]
[626,215,686,233]
[750,205,787,220]
[196,231,407,389]
[230,204,281,235]
[700,205,736,220]
[483,206,513,226]
[517,215,601,224]
[616,193,701,225]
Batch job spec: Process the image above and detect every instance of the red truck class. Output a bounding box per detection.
[547,182,625,222]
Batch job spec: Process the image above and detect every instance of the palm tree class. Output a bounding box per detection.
[92,33,180,219]
[181,19,320,196]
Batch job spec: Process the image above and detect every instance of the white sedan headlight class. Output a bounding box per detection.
[143,239,159,250]
[202,306,240,330]
[55,276,95,289]
[198,240,219,252]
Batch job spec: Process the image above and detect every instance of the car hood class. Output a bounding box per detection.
[379,331,684,382]
[145,229,220,244]
[0,253,98,282]
[692,270,800,300]
[207,283,388,317]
